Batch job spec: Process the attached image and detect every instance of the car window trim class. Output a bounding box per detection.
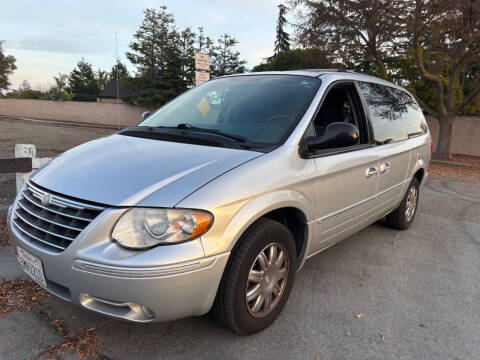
[299,80,375,159]
[301,143,373,159]
[353,81,376,144]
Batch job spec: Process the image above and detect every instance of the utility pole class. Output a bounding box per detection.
[115,32,120,104]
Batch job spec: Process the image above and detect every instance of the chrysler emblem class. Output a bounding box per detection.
[41,194,51,206]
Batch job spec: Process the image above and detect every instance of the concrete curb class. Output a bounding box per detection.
[0,116,123,130]
[430,159,480,169]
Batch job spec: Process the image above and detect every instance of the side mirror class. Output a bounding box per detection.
[303,122,360,153]
[141,111,151,121]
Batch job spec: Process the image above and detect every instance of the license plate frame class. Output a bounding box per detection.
[17,246,47,287]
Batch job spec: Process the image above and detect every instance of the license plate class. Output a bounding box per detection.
[17,247,47,287]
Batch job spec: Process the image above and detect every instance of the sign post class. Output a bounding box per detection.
[195,52,210,86]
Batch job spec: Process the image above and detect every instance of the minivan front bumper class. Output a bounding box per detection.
[7,205,229,322]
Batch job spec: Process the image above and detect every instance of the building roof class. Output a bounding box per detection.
[98,79,133,98]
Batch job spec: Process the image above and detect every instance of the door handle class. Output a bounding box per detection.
[380,162,391,173]
[365,166,378,178]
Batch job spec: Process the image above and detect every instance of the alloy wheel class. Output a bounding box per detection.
[245,243,288,318]
[405,186,418,223]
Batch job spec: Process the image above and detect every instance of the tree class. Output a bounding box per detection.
[274,4,291,54]
[0,41,17,91]
[294,0,407,79]
[109,61,130,81]
[53,73,68,91]
[196,27,215,55]
[46,73,72,101]
[210,34,246,77]
[408,0,480,159]
[68,59,101,101]
[293,0,480,159]
[96,69,109,89]
[126,6,185,108]
[125,6,247,107]
[253,48,337,72]
[19,80,31,92]
[8,80,42,99]
[178,27,196,88]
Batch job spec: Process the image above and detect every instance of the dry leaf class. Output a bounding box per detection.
[355,313,363,319]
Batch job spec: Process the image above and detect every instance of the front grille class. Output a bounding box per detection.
[12,182,105,252]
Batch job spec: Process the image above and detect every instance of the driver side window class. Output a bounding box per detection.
[313,84,369,146]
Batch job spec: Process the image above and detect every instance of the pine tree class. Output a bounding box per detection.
[178,27,196,88]
[274,4,290,54]
[196,27,216,56]
[211,34,246,77]
[109,61,130,82]
[126,6,185,107]
[68,59,101,102]
[0,41,17,91]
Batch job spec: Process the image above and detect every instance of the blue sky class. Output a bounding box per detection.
[1,0,293,90]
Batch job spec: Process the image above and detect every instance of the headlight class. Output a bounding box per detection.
[112,208,213,249]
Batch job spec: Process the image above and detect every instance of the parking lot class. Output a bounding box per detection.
[0,117,479,359]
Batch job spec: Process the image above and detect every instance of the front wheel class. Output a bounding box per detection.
[211,218,297,335]
[386,177,420,230]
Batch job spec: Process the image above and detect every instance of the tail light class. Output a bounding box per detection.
[430,139,434,155]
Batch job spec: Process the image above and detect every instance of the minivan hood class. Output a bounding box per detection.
[31,134,263,207]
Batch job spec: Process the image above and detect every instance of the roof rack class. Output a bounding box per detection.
[301,68,363,75]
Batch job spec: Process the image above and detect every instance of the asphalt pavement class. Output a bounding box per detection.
[1,175,479,360]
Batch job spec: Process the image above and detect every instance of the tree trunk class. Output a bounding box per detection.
[434,115,454,160]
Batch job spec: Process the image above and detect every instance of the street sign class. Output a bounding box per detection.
[195,71,210,85]
[195,52,210,71]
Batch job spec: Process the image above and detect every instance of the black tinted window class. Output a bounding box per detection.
[358,82,427,145]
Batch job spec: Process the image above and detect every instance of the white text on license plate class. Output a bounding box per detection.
[17,247,47,287]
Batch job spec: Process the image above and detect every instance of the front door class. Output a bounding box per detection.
[313,148,380,252]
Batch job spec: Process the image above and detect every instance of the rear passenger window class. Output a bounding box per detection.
[358,82,427,145]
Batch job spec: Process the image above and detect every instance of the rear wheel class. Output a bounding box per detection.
[386,177,420,230]
[212,218,297,335]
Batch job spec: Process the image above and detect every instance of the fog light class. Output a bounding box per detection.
[79,293,155,322]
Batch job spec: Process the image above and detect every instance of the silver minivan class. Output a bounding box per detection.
[8,70,431,334]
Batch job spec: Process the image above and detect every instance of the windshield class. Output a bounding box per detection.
[139,75,320,147]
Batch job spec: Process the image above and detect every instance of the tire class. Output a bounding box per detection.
[212,218,297,335]
[386,177,420,230]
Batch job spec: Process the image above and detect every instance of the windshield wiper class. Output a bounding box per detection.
[176,123,251,147]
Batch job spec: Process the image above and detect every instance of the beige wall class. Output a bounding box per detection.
[0,98,147,127]
[0,99,479,156]
[97,97,125,104]
[426,116,480,157]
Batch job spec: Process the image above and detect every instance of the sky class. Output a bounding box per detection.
[1,0,294,90]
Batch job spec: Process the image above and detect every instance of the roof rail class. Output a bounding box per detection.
[336,69,361,74]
